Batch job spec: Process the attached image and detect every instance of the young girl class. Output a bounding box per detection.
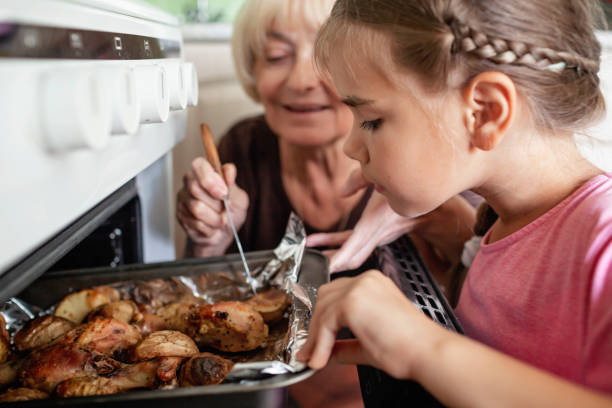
[298,0,612,405]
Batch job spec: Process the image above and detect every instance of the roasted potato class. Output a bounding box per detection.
[86,300,138,324]
[246,288,291,323]
[54,289,112,324]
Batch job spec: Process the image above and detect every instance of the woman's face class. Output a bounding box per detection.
[254,21,353,147]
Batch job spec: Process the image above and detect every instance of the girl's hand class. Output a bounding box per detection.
[176,157,249,257]
[297,270,442,379]
[307,192,420,273]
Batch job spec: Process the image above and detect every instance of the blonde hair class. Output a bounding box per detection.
[315,0,606,133]
[232,0,335,101]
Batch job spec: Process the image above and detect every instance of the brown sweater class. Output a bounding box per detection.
[210,115,372,254]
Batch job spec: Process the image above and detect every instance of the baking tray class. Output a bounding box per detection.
[3,249,329,408]
[358,235,463,408]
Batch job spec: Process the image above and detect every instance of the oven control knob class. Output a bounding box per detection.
[134,65,170,123]
[41,68,111,152]
[183,62,199,107]
[98,66,140,135]
[164,60,188,111]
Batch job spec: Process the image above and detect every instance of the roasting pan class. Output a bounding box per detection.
[2,249,329,408]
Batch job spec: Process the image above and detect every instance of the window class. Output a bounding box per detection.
[603,1,612,28]
[142,0,245,23]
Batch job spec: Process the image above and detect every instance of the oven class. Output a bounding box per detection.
[0,0,194,294]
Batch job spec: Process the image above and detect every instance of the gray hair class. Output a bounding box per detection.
[231,0,335,102]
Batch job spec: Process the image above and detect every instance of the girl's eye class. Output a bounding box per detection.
[360,119,383,131]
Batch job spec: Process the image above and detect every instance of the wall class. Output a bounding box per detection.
[579,32,612,173]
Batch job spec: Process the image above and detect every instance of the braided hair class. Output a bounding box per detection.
[315,0,606,133]
[449,19,599,75]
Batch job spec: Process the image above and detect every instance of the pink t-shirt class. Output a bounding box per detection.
[455,174,612,393]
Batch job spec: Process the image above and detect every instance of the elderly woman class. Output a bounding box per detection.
[176,0,369,406]
[176,0,476,405]
[177,0,369,259]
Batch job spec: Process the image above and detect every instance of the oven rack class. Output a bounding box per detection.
[357,235,463,408]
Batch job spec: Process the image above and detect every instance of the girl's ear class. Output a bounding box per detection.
[462,72,516,151]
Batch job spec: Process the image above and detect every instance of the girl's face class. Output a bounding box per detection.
[330,61,476,217]
[254,21,353,147]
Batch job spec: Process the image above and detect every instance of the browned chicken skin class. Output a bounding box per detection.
[55,356,185,397]
[0,387,48,402]
[155,302,193,333]
[0,358,23,389]
[178,353,234,387]
[186,302,269,352]
[158,301,269,352]
[19,344,122,393]
[59,317,141,359]
[155,356,184,383]
[14,315,75,352]
[56,328,204,397]
[132,311,168,335]
[55,359,157,397]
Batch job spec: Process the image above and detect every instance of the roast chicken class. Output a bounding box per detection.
[59,317,142,360]
[13,315,75,352]
[18,318,140,392]
[0,281,291,401]
[0,387,48,402]
[132,311,168,335]
[0,359,24,389]
[54,329,234,396]
[178,353,235,387]
[54,357,184,397]
[19,344,122,393]
[159,301,269,352]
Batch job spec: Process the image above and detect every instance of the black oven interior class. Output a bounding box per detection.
[47,195,142,273]
[0,180,142,303]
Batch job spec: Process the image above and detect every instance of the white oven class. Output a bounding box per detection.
[0,0,198,296]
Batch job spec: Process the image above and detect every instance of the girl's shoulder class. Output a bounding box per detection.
[568,174,612,229]
[561,174,612,265]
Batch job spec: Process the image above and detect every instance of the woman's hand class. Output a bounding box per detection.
[307,192,420,273]
[176,157,249,257]
[307,176,476,276]
[297,270,442,379]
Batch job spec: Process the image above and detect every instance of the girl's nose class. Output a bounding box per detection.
[343,129,369,165]
[286,54,319,93]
